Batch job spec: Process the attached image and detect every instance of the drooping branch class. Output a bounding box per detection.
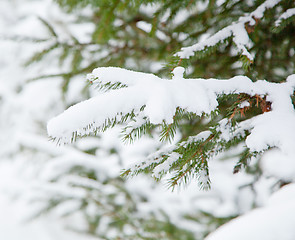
[48,67,295,158]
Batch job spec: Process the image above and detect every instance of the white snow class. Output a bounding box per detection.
[48,67,220,141]
[261,149,295,182]
[48,67,295,161]
[238,100,250,108]
[205,184,295,240]
[2,0,295,240]
[275,8,295,26]
[176,0,282,60]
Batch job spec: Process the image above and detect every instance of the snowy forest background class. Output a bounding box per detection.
[0,0,295,239]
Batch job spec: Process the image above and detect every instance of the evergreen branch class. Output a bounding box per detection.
[159,121,177,142]
[27,62,98,82]
[159,107,181,142]
[0,34,49,43]
[59,46,70,66]
[51,110,139,145]
[88,74,128,92]
[168,134,214,188]
[166,38,231,72]
[175,0,284,65]
[272,10,295,33]
[122,119,153,143]
[37,16,58,38]
[121,144,177,179]
[233,148,255,174]
[240,52,253,72]
[71,48,83,72]
[24,42,59,66]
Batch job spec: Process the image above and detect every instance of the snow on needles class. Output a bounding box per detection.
[47,66,219,141]
[48,66,295,158]
[177,22,253,61]
[176,0,282,60]
[275,8,295,26]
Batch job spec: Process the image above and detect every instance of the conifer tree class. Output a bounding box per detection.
[47,0,295,187]
[45,1,295,238]
[0,1,204,239]
[5,0,295,239]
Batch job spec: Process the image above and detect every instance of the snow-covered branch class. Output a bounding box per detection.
[176,0,282,61]
[275,7,295,26]
[48,67,295,159]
